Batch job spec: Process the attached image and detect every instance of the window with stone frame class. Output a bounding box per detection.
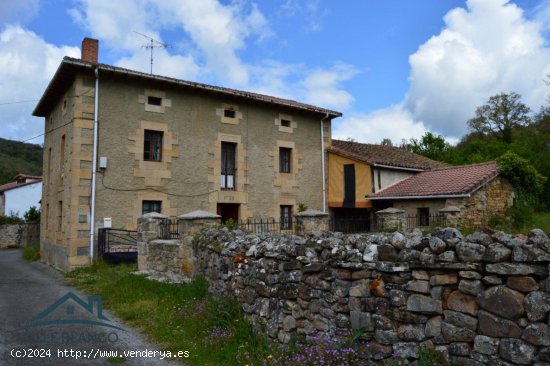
[144,130,163,161]
[142,200,162,215]
[279,147,292,173]
[280,205,293,230]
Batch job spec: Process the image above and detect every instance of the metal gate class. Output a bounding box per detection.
[98,228,138,264]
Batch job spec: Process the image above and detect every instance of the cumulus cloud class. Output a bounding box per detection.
[406,0,550,138]
[0,26,79,142]
[333,105,429,144]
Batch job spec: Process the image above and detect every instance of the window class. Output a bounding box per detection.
[57,200,63,232]
[280,205,293,230]
[279,147,292,173]
[144,130,163,161]
[59,135,65,182]
[224,109,236,118]
[147,96,162,106]
[142,201,162,215]
[417,208,430,227]
[343,164,356,207]
[221,142,236,190]
[281,119,291,127]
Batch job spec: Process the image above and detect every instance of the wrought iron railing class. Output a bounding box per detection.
[158,218,180,239]
[239,218,302,235]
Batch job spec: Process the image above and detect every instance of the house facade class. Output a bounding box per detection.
[327,139,445,230]
[368,161,514,228]
[33,38,340,271]
[0,174,42,218]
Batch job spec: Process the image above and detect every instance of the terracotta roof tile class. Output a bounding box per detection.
[369,161,500,199]
[329,140,446,170]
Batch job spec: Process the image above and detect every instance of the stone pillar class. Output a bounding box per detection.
[376,208,407,232]
[137,212,169,271]
[439,206,461,228]
[178,210,221,236]
[295,209,330,234]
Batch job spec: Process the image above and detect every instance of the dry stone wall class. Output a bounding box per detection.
[0,223,40,248]
[195,227,550,365]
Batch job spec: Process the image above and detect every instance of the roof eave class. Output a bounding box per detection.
[367,193,472,200]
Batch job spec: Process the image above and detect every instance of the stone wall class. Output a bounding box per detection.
[193,226,550,365]
[0,223,40,248]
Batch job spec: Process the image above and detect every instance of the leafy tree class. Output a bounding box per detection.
[24,206,41,223]
[468,92,531,144]
[407,132,452,161]
[380,138,393,146]
[497,152,547,200]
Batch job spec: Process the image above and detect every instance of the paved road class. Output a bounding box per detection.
[0,249,181,365]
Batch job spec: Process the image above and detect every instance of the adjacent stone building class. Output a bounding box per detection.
[0,174,42,218]
[369,161,514,228]
[33,38,341,271]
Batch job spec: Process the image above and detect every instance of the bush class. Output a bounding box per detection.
[24,206,41,223]
[0,213,24,224]
[22,243,40,261]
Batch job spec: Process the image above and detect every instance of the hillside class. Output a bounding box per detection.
[0,138,43,185]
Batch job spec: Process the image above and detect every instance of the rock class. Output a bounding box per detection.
[474,335,499,355]
[405,233,427,250]
[458,279,484,296]
[365,342,393,360]
[528,228,549,247]
[303,263,325,272]
[349,282,369,297]
[350,311,374,331]
[482,275,503,285]
[397,324,426,341]
[524,291,550,322]
[478,310,522,338]
[447,290,478,316]
[459,271,482,280]
[429,237,447,254]
[389,289,406,307]
[438,251,457,262]
[430,273,458,286]
[283,315,296,331]
[363,244,378,262]
[377,245,398,261]
[443,310,478,331]
[441,321,475,342]
[522,323,550,346]
[436,227,464,241]
[393,342,420,359]
[492,230,514,246]
[506,276,539,293]
[425,316,442,337]
[313,315,329,331]
[456,242,486,262]
[449,342,471,356]
[372,314,393,330]
[430,286,443,300]
[370,278,386,297]
[477,285,525,320]
[513,244,550,262]
[420,249,436,264]
[412,270,430,280]
[406,280,430,293]
[483,243,511,262]
[539,347,550,362]
[391,232,407,249]
[500,338,535,365]
[398,249,421,262]
[407,294,443,314]
[486,263,548,276]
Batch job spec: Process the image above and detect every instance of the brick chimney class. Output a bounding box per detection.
[81,37,99,63]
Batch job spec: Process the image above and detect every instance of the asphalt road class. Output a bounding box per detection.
[0,249,182,366]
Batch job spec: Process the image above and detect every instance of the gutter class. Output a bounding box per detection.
[372,163,424,172]
[320,113,330,212]
[367,193,471,200]
[89,67,99,262]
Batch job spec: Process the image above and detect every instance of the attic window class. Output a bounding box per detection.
[224,109,236,118]
[147,96,162,106]
[281,119,291,127]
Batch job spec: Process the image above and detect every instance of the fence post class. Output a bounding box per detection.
[137,212,168,271]
[177,210,221,236]
[438,206,462,228]
[375,208,407,232]
[295,209,330,234]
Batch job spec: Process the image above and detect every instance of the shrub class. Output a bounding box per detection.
[22,243,40,261]
[24,206,41,223]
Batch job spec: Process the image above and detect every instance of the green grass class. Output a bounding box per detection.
[65,262,272,366]
[485,211,550,234]
[22,243,40,261]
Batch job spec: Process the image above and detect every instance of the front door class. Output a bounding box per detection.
[217,203,240,224]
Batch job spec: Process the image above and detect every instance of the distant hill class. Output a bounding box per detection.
[0,138,43,185]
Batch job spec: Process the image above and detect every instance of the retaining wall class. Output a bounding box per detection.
[0,223,40,248]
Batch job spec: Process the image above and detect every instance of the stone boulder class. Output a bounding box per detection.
[524,291,550,322]
[499,338,535,365]
[456,242,486,262]
[477,285,525,320]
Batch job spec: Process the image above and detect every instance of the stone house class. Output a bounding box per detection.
[0,174,42,218]
[33,38,341,271]
[327,139,445,229]
[368,161,514,228]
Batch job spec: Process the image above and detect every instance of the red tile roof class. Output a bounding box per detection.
[34,57,342,118]
[0,174,42,193]
[329,140,446,171]
[369,161,500,199]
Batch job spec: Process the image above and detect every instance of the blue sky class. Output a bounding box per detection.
[0,0,549,145]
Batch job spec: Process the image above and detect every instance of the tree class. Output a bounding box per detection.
[24,206,41,223]
[468,92,531,144]
[407,132,451,161]
[380,138,393,146]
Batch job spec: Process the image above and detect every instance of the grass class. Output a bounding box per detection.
[65,262,272,366]
[22,243,40,261]
[485,211,550,235]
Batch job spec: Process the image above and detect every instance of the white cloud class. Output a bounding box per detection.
[404,0,550,138]
[0,26,80,142]
[333,105,429,144]
[0,0,39,24]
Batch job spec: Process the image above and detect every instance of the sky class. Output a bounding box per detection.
[0,0,549,145]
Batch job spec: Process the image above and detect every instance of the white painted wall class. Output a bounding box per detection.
[4,182,42,218]
[372,168,416,192]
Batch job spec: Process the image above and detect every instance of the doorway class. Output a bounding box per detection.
[217,203,240,224]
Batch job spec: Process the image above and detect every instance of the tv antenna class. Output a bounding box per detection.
[134,31,170,74]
